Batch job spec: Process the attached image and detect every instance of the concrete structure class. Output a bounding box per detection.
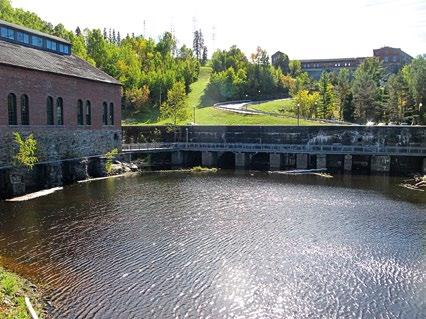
[269,153,281,170]
[0,20,121,198]
[123,125,426,175]
[292,46,413,79]
[316,154,327,170]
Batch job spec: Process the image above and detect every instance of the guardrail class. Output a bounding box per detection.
[122,142,426,157]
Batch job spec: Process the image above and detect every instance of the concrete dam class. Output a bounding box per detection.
[123,125,426,174]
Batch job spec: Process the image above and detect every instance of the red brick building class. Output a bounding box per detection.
[0,19,122,167]
[292,46,413,79]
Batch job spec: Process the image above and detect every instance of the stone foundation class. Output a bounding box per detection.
[0,128,121,168]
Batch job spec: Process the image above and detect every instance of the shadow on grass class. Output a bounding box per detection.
[199,90,220,108]
[122,107,160,124]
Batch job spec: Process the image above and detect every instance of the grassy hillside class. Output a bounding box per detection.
[123,67,321,126]
[249,99,294,115]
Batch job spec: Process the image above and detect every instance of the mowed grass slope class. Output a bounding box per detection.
[123,66,321,126]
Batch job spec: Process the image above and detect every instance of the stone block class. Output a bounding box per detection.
[171,151,184,167]
[269,153,281,170]
[344,155,353,172]
[296,154,308,169]
[423,158,426,174]
[371,155,391,173]
[201,152,216,168]
[235,153,248,169]
[316,154,327,169]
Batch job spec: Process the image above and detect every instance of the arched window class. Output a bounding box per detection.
[102,102,108,125]
[47,96,54,125]
[21,95,29,125]
[56,97,64,125]
[77,99,84,125]
[109,103,114,125]
[85,101,91,125]
[7,93,17,125]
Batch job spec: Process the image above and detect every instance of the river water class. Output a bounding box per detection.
[0,172,425,318]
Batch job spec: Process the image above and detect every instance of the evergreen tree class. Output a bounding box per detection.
[342,92,354,122]
[103,27,107,39]
[352,58,385,123]
[201,46,208,66]
[193,29,205,62]
[335,68,352,120]
[318,72,336,119]
[76,26,82,36]
[117,31,121,44]
[112,29,116,44]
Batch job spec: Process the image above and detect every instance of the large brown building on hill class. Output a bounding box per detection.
[0,19,122,168]
[276,46,413,79]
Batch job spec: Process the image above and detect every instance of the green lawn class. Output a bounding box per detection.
[0,267,44,319]
[123,67,322,126]
[249,99,294,115]
[187,66,215,108]
[193,107,319,125]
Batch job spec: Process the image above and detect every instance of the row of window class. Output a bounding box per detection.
[383,56,399,63]
[0,26,70,54]
[6,93,114,126]
[303,62,354,69]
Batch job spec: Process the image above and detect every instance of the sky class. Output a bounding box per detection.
[10,0,426,59]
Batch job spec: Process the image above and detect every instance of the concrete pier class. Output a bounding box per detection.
[344,155,353,172]
[235,153,248,169]
[171,151,184,167]
[296,154,308,169]
[201,152,217,168]
[269,154,281,170]
[423,158,426,174]
[316,154,327,170]
[371,155,391,173]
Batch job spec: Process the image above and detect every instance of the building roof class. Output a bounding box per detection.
[0,39,121,85]
[0,19,70,44]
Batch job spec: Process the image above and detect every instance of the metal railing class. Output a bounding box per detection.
[122,142,426,157]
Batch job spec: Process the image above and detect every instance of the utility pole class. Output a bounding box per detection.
[297,103,300,126]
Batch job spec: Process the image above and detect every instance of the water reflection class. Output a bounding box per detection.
[0,172,424,318]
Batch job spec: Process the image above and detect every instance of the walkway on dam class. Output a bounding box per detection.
[122,142,426,157]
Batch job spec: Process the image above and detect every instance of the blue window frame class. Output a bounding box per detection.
[0,27,14,40]
[17,31,30,44]
[46,39,57,51]
[31,35,43,47]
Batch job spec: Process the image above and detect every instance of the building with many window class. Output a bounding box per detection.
[0,19,122,170]
[274,46,413,79]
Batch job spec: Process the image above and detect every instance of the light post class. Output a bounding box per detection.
[297,103,300,126]
[193,105,196,125]
[314,102,317,119]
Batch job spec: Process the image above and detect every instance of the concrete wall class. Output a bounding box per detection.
[123,125,425,148]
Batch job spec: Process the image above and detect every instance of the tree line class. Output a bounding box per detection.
[0,0,201,116]
[286,56,425,124]
[209,44,425,124]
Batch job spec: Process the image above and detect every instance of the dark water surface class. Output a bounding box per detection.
[0,172,425,318]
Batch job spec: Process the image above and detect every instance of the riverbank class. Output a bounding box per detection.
[0,266,44,319]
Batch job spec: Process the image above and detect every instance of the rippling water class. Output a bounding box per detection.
[0,173,425,318]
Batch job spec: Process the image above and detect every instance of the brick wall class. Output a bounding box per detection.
[0,64,121,129]
[0,64,122,167]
